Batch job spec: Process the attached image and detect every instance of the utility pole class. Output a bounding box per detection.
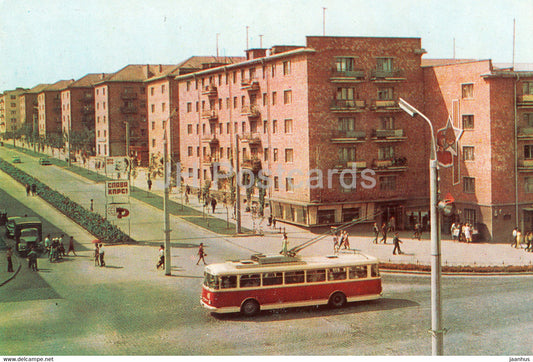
[323,7,326,36]
[235,134,241,234]
[216,33,220,58]
[67,116,71,167]
[163,125,171,276]
[125,120,130,182]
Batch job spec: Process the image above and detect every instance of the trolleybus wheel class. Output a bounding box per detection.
[241,299,260,316]
[329,292,347,308]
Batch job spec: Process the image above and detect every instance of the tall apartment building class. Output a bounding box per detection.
[37,80,74,139]
[0,88,27,135]
[19,84,49,137]
[178,36,428,228]
[60,73,109,155]
[146,56,244,169]
[94,64,180,165]
[423,59,533,241]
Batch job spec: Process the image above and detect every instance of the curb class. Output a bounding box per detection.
[0,255,21,287]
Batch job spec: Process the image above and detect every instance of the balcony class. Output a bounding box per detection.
[371,157,408,171]
[201,84,218,97]
[371,99,400,112]
[242,157,262,173]
[518,158,533,171]
[330,99,366,113]
[370,69,405,82]
[241,105,261,118]
[121,105,138,114]
[330,69,366,83]
[335,160,367,169]
[202,155,220,164]
[518,127,533,140]
[241,132,262,145]
[241,78,260,92]
[371,129,406,141]
[518,94,533,108]
[121,92,138,100]
[201,109,218,121]
[330,130,366,143]
[202,134,219,145]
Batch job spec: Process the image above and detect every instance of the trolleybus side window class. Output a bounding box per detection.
[204,273,219,290]
[348,265,368,279]
[371,264,380,277]
[328,267,347,281]
[284,270,305,284]
[306,269,326,283]
[262,272,283,286]
[240,274,261,288]
[220,275,237,289]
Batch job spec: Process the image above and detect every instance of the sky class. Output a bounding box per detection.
[0,0,532,92]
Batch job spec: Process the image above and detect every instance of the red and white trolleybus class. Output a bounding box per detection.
[201,252,382,316]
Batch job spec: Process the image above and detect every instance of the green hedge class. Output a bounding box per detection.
[0,158,134,244]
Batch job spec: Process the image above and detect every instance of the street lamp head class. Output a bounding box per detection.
[398,98,418,118]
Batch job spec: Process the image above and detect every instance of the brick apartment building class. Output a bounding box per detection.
[146,56,244,171]
[178,36,429,228]
[19,84,49,138]
[60,73,109,157]
[37,80,74,139]
[0,88,27,135]
[93,64,184,165]
[423,59,533,241]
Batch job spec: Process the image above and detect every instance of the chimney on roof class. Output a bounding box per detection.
[159,64,162,73]
[246,48,267,60]
[101,73,105,79]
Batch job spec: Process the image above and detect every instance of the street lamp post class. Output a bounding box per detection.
[398,98,444,356]
[163,124,171,276]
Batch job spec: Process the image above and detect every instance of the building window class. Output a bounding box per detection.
[188,147,193,156]
[263,120,268,133]
[463,177,475,193]
[284,119,293,133]
[284,90,292,104]
[338,117,355,131]
[274,176,279,191]
[271,64,276,78]
[286,177,295,192]
[187,124,193,134]
[152,139,156,148]
[380,116,395,130]
[462,115,474,129]
[150,87,154,96]
[186,103,192,113]
[523,82,533,95]
[273,148,278,162]
[285,148,294,163]
[376,57,393,72]
[464,208,477,224]
[525,177,533,193]
[463,146,475,161]
[272,120,278,134]
[233,97,238,109]
[188,168,193,178]
[377,87,394,100]
[162,103,166,112]
[336,87,355,102]
[339,147,356,162]
[283,60,291,75]
[524,113,533,127]
[525,145,533,159]
[272,91,277,105]
[335,57,355,72]
[462,83,474,99]
[186,81,191,91]
[379,176,396,191]
[378,145,394,160]
[151,122,155,130]
[264,148,269,161]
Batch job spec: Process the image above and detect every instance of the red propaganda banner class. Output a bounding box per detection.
[436,117,463,168]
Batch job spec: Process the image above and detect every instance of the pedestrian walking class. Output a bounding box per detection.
[90,199,94,212]
[98,244,105,267]
[333,232,340,252]
[342,231,350,249]
[196,243,207,265]
[184,192,189,204]
[6,247,14,272]
[25,183,31,196]
[31,183,37,196]
[511,227,518,247]
[389,216,396,232]
[372,222,380,244]
[268,215,273,227]
[272,217,277,229]
[451,222,459,241]
[67,236,77,256]
[379,222,388,244]
[211,197,217,213]
[94,244,100,266]
[147,177,152,191]
[156,245,165,269]
[280,233,289,255]
[27,247,38,271]
[392,232,403,255]
[515,229,523,249]
[44,234,51,256]
[525,231,533,252]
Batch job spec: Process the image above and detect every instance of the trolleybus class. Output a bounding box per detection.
[201,252,382,316]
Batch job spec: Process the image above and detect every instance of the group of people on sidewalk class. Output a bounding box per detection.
[43,234,77,262]
[450,222,477,243]
[511,228,533,252]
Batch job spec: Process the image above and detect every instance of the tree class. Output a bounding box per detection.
[69,128,95,154]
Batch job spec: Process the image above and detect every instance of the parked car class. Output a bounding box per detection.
[39,157,52,165]
[12,156,21,163]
